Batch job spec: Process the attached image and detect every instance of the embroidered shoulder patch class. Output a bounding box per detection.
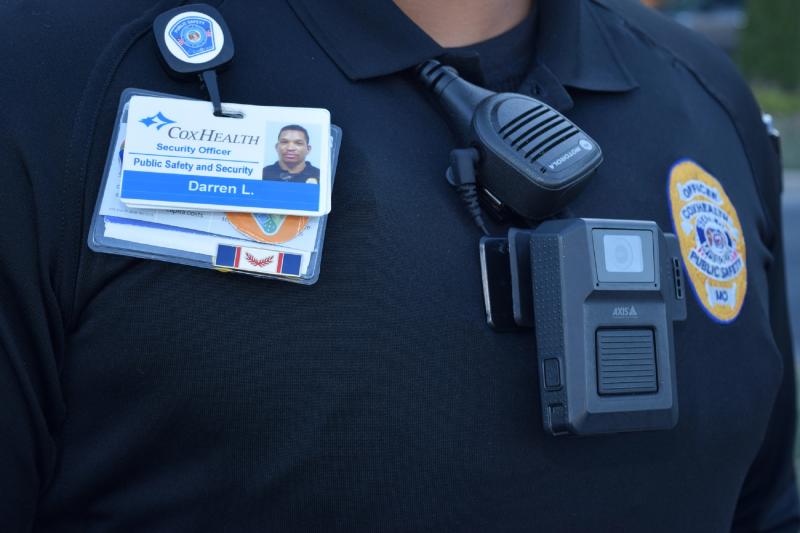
[668,159,746,323]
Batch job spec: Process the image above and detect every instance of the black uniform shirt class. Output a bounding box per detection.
[262,161,321,183]
[0,1,797,532]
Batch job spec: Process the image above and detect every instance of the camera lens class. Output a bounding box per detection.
[614,241,634,270]
[603,234,644,273]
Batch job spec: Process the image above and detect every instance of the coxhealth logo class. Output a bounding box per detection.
[668,159,747,323]
[138,111,259,146]
[169,15,216,58]
[139,112,176,130]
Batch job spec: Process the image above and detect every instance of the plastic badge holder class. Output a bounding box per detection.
[88,88,342,285]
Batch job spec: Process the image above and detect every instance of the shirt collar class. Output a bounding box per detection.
[288,0,638,93]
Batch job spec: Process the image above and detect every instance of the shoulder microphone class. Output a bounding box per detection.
[418,59,602,220]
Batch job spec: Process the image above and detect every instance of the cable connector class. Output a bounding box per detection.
[446,147,489,235]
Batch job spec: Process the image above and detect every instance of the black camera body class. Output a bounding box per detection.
[500,219,687,436]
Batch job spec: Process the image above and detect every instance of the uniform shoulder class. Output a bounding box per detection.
[0,1,168,126]
[589,0,746,88]
[590,0,781,235]
[0,0,167,48]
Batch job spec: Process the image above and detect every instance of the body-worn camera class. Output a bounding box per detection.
[481,219,687,436]
[417,60,687,437]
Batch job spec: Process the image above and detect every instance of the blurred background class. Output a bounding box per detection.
[642,0,800,468]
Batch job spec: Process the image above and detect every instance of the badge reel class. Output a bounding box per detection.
[153,3,241,118]
[87,4,341,285]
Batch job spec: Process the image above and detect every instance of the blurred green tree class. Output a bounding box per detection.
[739,0,800,90]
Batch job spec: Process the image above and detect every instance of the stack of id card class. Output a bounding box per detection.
[89,88,342,284]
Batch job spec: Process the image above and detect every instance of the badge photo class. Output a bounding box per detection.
[667,159,747,323]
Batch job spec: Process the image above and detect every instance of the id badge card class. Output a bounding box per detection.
[88,88,342,285]
[119,94,331,216]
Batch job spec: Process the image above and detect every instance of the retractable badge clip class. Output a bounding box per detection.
[153,4,241,118]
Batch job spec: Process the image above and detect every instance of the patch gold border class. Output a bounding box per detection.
[667,159,746,323]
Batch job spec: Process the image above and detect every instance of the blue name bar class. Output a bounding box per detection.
[120,170,320,211]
